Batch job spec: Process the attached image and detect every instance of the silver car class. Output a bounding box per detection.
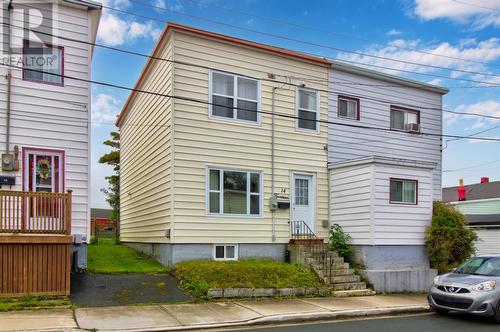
[428,255,500,322]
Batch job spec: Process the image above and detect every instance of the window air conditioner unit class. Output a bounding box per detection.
[405,123,420,132]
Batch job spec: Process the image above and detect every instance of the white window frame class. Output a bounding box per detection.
[389,178,417,205]
[213,244,238,261]
[206,167,263,218]
[296,87,320,132]
[208,70,261,124]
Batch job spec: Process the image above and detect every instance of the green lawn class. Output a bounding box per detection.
[173,259,324,298]
[87,237,166,273]
[0,295,70,312]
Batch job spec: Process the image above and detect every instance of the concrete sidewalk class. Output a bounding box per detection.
[0,294,429,332]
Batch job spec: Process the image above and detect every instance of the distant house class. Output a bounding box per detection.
[443,178,500,255]
[90,208,114,236]
[117,23,448,293]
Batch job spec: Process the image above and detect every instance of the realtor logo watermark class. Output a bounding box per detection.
[0,0,60,72]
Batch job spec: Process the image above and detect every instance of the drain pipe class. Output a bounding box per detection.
[271,86,277,242]
[5,0,13,154]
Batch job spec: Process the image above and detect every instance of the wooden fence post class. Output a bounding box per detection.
[66,190,72,235]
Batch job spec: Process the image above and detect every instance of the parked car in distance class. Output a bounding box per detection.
[428,255,500,322]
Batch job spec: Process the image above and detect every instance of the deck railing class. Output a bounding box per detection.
[0,190,72,235]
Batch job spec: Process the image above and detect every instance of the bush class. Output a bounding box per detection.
[328,223,352,258]
[425,201,477,273]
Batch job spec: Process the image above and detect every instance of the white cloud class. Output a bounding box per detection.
[91,93,121,126]
[386,29,403,36]
[97,0,161,46]
[336,38,500,82]
[154,0,184,11]
[454,100,500,132]
[427,78,442,85]
[413,0,500,29]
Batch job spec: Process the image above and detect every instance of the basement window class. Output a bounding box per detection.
[390,178,417,205]
[214,244,238,260]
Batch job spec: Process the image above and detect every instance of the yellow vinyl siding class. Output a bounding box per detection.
[170,30,329,244]
[119,34,174,243]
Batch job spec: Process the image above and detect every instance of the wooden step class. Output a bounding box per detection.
[332,282,367,291]
[332,289,375,297]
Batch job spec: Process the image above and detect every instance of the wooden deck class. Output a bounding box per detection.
[0,190,73,296]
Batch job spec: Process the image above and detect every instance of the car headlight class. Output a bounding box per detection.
[433,276,441,285]
[472,280,496,292]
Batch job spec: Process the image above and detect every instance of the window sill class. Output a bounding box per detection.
[389,201,418,206]
[208,114,261,126]
[206,213,264,219]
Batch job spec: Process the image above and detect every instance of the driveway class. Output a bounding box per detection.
[70,272,192,307]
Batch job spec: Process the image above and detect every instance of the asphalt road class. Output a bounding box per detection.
[220,313,500,332]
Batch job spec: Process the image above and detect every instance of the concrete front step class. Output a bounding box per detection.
[332,289,376,297]
[306,256,345,264]
[312,266,353,275]
[332,282,367,291]
[322,274,361,284]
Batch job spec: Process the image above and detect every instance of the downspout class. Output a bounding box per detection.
[5,0,13,154]
[271,86,276,242]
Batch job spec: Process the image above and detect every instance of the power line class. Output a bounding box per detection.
[443,159,500,172]
[5,62,500,142]
[188,0,500,71]
[121,0,500,84]
[5,17,500,121]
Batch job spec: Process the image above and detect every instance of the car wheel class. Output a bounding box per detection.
[494,300,500,323]
[432,307,448,315]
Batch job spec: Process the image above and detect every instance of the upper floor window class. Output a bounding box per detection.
[207,168,262,216]
[23,40,64,86]
[297,88,319,131]
[338,96,360,120]
[390,107,420,132]
[390,178,417,205]
[209,70,259,123]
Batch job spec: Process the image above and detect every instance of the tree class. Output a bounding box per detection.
[425,201,477,273]
[98,131,120,243]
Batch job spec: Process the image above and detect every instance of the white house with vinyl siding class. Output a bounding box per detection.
[0,0,101,268]
[328,61,448,292]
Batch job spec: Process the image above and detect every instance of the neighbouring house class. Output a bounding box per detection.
[90,208,114,236]
[0,0,101,296]
[443,178,500,255]
[117,23,448,293]
[327,62,448,292]
[118,22,331,263]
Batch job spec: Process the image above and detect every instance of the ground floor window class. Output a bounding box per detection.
[390,178,417,204]
[207,168,262,216]
[214,244,238,260]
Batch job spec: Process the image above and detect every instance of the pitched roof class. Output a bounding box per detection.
[465,214,500,226]
[116,22,331,126]
[91,208,112,219]
[442,181,500,202]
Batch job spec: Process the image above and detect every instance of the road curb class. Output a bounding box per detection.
[91,305,431,332]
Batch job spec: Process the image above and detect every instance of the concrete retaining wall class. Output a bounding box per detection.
[207,287,332,298]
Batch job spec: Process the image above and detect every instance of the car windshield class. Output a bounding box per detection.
[455,257,500,276]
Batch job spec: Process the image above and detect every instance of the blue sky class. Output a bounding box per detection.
[91,0,500,208]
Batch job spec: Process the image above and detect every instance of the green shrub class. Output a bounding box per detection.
[425,201,477,273]
[328,223,352,258]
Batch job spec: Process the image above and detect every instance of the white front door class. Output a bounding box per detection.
[291,173,315,232]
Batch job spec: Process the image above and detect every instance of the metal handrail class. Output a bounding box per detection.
[290,220,335,284]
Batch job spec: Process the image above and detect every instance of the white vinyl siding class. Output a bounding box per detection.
[0,4,96,238]
[329,158,434,245]
[471,228,500,256]
[328,69,443,201]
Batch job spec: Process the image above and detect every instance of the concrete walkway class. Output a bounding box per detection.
[0,294,429,332]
